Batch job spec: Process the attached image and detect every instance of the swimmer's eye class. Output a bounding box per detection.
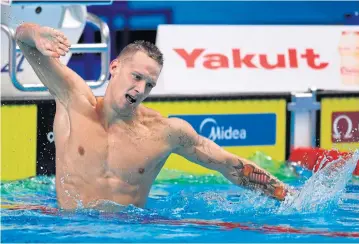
[147,83,154,89]
[132,73,142,81]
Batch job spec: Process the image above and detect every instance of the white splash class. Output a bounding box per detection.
[278,150,359,214]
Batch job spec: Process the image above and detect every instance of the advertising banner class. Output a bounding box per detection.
[169,114,276,147]
[36,101,57,176]
[154,25,359,95]
[320,97,359,152]
[1,101,57,181]
[1,104,37,181]
[145,99,287,175]
[1,98,286,179]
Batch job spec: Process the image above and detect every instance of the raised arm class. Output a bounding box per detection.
[15,23,95,105]
[169,118,290,201]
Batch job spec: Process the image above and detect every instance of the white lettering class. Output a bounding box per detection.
[333,115,353,140]
[239,129,247,139]
[200,118,246,141]
[47,132,54,143]
[232,129,239,139]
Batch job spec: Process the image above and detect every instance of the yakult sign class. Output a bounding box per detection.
[174,48,329,70]
[153,25,359,95]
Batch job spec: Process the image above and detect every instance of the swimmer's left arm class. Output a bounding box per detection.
[169,118,289,201]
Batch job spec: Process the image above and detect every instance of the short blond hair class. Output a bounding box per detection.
[118,40,164,66]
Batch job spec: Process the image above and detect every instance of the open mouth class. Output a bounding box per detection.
[125,94,137,104]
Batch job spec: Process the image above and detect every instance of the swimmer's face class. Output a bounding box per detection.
[109,51,161,111]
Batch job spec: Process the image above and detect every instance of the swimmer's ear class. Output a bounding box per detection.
[109,58,120,76]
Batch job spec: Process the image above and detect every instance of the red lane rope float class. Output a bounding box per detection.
[2,204,359,238]
[289,147,359,176]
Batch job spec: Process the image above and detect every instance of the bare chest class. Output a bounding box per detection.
[57,112,170,183]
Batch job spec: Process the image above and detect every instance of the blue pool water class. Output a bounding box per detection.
[1,152,359,243]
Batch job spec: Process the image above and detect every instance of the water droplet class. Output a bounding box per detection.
[65,190,71,197]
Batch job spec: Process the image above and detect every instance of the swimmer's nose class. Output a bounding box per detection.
[134,81,146,95]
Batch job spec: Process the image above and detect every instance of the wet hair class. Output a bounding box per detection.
[118,40,164,66]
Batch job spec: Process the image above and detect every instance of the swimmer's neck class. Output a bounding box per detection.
[97,96,138,129]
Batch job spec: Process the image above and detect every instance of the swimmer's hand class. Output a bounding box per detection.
[16,24,71,58]
[282,186,298,200]
[15,23,92,104]
[34,26,71,58]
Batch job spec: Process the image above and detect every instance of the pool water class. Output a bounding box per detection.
[1,152,359,243]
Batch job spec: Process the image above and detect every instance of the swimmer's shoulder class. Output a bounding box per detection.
[137,104,166,124]
[138,105,179,132]
[138,104,190,136]
[138,104,163,117]
[138,104,186,127]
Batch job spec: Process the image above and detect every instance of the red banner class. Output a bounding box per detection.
[332,112,359,143]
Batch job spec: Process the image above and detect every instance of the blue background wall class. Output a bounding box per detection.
[68,1,359,81]
[89,1,358,29]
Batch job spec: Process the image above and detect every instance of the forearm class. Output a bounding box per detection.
[171,125,291,201]
[222,156,289,201]
[15,23,40,47]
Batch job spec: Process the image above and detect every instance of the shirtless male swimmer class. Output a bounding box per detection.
[15,23,293,210]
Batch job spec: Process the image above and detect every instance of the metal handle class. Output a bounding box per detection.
[4,1,113,6]
[1,12,110,91]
